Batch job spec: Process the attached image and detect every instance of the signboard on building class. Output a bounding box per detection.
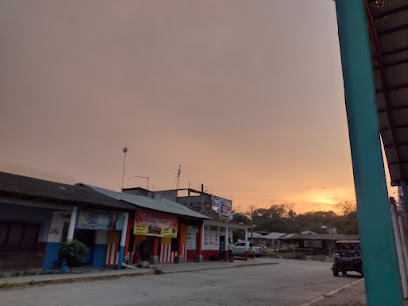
[212,196,233,220]
[186,231,196,250]
[76,209,125,231]
[203,228,219,250]
[134,209,178,238]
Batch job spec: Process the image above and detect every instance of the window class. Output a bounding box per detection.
[0,221,40,250]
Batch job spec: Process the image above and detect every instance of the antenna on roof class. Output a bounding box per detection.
[121,146,128,190]
[134,175,149,189]
[176,164,182,190]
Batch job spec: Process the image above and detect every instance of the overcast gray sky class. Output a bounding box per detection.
[0,0,360,213]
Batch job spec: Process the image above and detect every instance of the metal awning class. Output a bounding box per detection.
[366,0,408,185]
[84,184,210,220]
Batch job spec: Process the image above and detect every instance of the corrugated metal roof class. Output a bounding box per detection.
[250,232,265,239]
[279,234,359,241]
[204,219,254,229]
[250,232,286,239]
[263,232,287,240]
[366,0,408,185]
[0,171,136,211]
[84,184,210,220]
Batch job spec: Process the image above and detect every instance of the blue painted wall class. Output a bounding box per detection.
[92,244,107,267]
[43,242,60,270]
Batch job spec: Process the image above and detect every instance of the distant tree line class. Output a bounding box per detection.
[232,201,358,235]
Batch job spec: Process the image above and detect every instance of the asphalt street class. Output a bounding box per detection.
[0,259,366,306]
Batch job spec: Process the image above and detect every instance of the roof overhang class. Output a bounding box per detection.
[366,0,408,186]
[204,219,254,230]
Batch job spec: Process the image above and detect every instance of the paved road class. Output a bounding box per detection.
[0,259,365,306]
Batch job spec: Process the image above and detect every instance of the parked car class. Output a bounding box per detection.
[331,240,363,277]
[259,244,268,255]
[233,241,262,257]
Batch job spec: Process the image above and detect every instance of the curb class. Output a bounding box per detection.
[0,270,155,290]
[154,261,279,274]
[236,262,279,268]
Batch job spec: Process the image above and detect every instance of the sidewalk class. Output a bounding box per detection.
[0,257,278,289]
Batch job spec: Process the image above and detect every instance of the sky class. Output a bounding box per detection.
[0,0,363,214]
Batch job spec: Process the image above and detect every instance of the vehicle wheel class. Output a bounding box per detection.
[332,265,339,277]
[342,270,347,276]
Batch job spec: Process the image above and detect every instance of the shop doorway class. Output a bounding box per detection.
[219,235,225,257]
[74,229,96,266]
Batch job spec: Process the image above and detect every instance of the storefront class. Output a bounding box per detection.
[0,201,58,271]
[201,219,253,261]
[123,208,193,264]
[43,208,129,270]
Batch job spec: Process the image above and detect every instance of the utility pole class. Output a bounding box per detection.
[176,165,181,190]
[121,146,128,190]
[250,205,254,242]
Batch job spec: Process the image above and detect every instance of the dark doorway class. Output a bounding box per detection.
[74,229,96,265]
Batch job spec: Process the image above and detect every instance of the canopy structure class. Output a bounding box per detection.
[366,0,408,186]
[336,1,408,305]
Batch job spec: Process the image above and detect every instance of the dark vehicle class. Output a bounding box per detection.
[331,240,363,277]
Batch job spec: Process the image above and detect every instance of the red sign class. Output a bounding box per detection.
[134,209,178,238]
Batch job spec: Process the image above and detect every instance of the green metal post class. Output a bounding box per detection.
[335,1,403,305]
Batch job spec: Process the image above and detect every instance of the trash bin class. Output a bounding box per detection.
[228,251,234,262]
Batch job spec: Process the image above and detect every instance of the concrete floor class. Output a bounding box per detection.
[0,259,366,306]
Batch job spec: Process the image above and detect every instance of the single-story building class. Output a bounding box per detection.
[0,172,254,272]
[0,171,136,271]
[279,233,360,255]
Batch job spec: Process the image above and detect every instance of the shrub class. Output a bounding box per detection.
[58,239,88,272]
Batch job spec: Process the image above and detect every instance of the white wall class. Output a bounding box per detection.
[47,211,71,243]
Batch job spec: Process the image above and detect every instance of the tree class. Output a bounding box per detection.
[58,239,88,272]
[297,210,337,234]
[335,201,358,234]
[232,212,251,224]
[233,202,359,236]
[336,201,357,215]
[232,212,251,242]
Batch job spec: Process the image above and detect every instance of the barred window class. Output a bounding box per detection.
[0,221,40,250]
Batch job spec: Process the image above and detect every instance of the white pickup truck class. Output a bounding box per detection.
[233,241,262,257]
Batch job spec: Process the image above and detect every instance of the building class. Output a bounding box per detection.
[279,233,360,255]
[0,171,252,272]
[0,172,135,271]
[123,187,254,261]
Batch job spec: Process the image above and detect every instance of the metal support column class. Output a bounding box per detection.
[117,212,129,270]
[196,224,204,262]
[244,228,248,261]
[402,181,408,217]
[67,206,77,241]
[225,227,229,262]
[335,1,403,304]
[176,223,184,263]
